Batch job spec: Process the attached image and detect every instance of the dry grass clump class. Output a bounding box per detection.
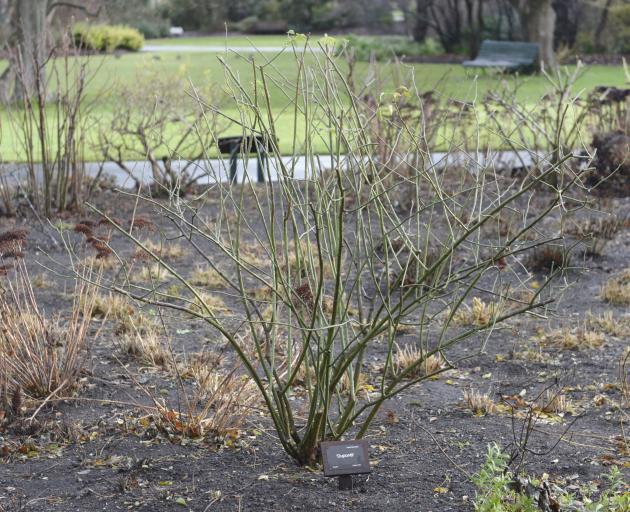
[463,388,496,416]
[248,285,273,302]
[393,344,444,378]
[525,246,569,273]
[31,273,52,289]
[511,347,547,363]
[569,214,628,257]
[536,326,605,350]
[151,366,257,440]
[0,265,97,399]
[87,292,135,321]
[132,263,171,284]
[83,254,118,270]
[280,239,332,279]
[601,267,630,306]
[389,246,441,289]
[239,241,268,268]
[537,390,569,414]
[568,214,628,240]
[0,228,29,259]
[134,239,184,261]
[189,266,227,288]
[587,311,630,338]
[240,240,326,276]
[191,292,230,316]
[453,297,503,327]
[119,330,170,369]
[85,293,157,335]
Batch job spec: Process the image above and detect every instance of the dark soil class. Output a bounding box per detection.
[0,187,629,512]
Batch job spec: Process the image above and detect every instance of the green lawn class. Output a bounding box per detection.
[0,37,628,162]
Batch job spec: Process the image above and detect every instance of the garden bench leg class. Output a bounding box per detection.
[229,144,239,184]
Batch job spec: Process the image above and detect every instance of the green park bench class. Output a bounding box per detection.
[463,40,540,73]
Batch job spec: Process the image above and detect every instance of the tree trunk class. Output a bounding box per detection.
[413,0,432,42]
[12,0,48,101]
[464,0,484,58]
[594,0,615,51]
[510,0,557,69]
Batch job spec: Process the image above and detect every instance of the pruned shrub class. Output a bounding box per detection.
[344,34,443,61]
[72,23,144,52]
[83,37,583,466]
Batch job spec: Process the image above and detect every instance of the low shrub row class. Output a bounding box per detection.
[344,34,443,61]
[72,23,145,52]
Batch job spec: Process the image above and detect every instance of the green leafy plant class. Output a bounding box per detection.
[473,444,630,511]
[473,444,537,512]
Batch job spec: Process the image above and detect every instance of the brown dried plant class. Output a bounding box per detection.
[536,326,605,350]
[393,343,445,379]
[453,297,504,327]
[601,267,630,306]
[138,361,258,440]
[0,263,98,400]
[0,228,29,260]
[119,330,170,369]
[463,388,496,416]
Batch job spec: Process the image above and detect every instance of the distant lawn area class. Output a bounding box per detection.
[146,35,293,47]
[0,36,628,162]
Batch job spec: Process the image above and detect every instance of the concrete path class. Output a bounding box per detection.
[142,45,320,54]
[1,150,543,190]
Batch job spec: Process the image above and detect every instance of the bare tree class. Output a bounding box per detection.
[3,0,99,101]
[412,0,486,57]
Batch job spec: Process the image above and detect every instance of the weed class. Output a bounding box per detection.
[87,293,135,321]
[473,444,630,511]
[569,214,629,257]
[147,367,257,440]
[83,254,118,270]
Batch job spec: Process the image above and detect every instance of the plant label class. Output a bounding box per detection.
[320,439,371,477]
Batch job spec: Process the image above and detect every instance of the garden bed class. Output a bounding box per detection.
[0,184,628,511]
